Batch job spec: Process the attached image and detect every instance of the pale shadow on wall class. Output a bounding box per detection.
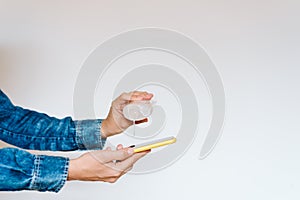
[1,47,15,148]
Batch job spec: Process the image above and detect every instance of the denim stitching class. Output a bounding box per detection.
[54,158,69,193]
[29,155,40,190]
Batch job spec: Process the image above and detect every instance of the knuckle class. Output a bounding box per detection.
[127,166,133,172]
[108,169,116,176]
[108,178,118,183]
[120,92,127,98]
[110,169,122,178]
[114,170,122,177]
[120,150,127,158]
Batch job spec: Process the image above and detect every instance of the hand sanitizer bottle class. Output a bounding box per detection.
[123,100,154,121]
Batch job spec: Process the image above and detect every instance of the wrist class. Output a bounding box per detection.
[67,160,77,181]
[101,119,122,138]
[67,159,80,181]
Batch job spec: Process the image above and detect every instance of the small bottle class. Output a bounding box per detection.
[123,100,154,121]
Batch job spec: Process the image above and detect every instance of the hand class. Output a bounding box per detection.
[68,145,149,183]
[101,91,153,138]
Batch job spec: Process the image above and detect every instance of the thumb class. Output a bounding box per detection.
[95,148,134,163]
[117,151,150,171]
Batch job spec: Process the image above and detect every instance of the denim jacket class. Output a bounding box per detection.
[0,89,106,192]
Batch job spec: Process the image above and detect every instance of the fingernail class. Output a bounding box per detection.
[127,148,134,154]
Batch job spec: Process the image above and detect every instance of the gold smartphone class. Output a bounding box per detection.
[130,136,177,153]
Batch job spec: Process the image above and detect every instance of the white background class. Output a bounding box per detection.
[0,0,300,199]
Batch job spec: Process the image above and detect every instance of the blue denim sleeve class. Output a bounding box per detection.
[0,147,69,192]
[0,89,106,151]
[0,90,108,192]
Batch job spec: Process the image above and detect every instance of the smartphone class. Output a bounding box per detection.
[130,136,177,153]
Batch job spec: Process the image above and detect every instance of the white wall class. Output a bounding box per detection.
[1,0,300,199]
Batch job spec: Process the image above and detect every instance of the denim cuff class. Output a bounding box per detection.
[74,119,106,150]
[30,154,69,192]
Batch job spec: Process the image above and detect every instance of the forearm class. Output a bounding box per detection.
[0,113,106,151]
[0,148,69,192]
[0,90,106,151]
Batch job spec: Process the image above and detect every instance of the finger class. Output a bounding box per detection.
[117,144,123,150]
[107,150,150,172]
[100,148,135,163]
[124,165,133,173]
[117,151,149,171]
[118,166,132,178]
[113,92,133,106]
[119,92,132,101]
[135,118,148,124]
[140,93,153,100]
[130,92,153,101]
[119,91,153,101]
[106,177,119,183]
[119,91,146,101]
